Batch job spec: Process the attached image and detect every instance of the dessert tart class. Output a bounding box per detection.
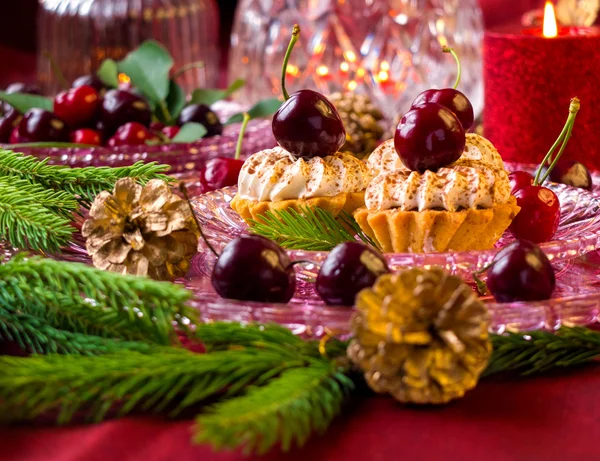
[230,146,372,223]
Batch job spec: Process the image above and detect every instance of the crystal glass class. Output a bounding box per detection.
[37,0,220,94]
[228,0,484,119]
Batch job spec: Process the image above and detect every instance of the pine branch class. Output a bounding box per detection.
[0,150,174,207]
[0,256,196,345]
[0,306,157,356]
[195,360,354,455]
[0,346,309,424]
[0,181,73,252]
[0,177,79,218]
[485,327,600,376]
[248,207,378,251]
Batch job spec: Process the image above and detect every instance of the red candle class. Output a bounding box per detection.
[483,2,600,169]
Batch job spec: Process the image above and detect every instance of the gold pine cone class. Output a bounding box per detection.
[82,178,199,281]
[347,268,491,404]
[329,92,385,159]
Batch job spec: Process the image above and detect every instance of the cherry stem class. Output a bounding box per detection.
[234,112,251,160]
[179,182,219,258]
[472,271,488,296]
[533,97,581,186]
[173,61,205,80]
[42,51,69,90]
[281,24,301,101]
[442,46,461,90]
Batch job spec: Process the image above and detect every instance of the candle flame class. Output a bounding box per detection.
[543,1,558,38]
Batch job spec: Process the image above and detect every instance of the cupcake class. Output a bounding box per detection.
[354,134,520,253]
[230,146,372,223]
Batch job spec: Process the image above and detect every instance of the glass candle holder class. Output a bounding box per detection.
[228,0,484,119]
[37,0,220,94]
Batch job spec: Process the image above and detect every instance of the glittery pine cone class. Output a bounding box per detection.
[329,92,385,159]
[82,178,199,281]
[347,267,491,404]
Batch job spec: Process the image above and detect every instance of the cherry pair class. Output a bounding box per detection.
[212,236,388,306]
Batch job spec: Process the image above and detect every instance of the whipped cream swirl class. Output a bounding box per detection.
[237,146,372,202]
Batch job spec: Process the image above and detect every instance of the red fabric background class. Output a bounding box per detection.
[2,366,600,460]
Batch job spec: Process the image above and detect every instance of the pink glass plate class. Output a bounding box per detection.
[10,102,276,175]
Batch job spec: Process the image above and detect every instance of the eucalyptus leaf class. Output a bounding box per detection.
[190,79,245,106]
[0,92,53,113]
[96,59,119,88]
[166,80,186,122]
[172,122,208,143]
[225,98,282,125]
[117,40,173,105]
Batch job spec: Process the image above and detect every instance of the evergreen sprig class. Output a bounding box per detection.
[248,207,378,251]
[0,255,196,344]
[195,360,354,455]
[0,150,173,207]
[485,327,600,376]
[0,180,74,252]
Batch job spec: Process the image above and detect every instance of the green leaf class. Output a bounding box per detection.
[225,98,282,125]
[165,80,186,122]
[96,59,119,88]
[117,40,173,105]
[0,92,53,112]
[190,79,245,106]
[172,122,207,143]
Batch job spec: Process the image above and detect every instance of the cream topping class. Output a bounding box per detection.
[237,146,372,202]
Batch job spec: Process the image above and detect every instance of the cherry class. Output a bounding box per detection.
[316,242,389,306]
[547,159,592,191]
[509,171,534,193]
[70,128,102,146]
[411,89,474,131]
[177,104,223,138]
[509,185,560,243]
[54,85,100,127]
[394,103,465,172]
[487,240,555,302]
[271,25,345,158]
[72,75,107,93]
[106,122,158,147]
[4,82,41,95]
[0,108,22,143]
[100,89,151,135]
[211,235,296,303]
[161,125,181,139]
[14,108,69,143]
[9,127,19,144]
[199,158,244,192]
[150,121,166,131]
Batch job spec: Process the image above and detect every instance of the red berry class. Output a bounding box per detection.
[9,126,20,144]
[199,158,244,192]
[161,126,181,139]
[509,171,534,193]
[15,108,69,143]
[107,122,155,147]
[70,128,102,146]
[548,160,593,191]
[509,185,560,243]
[54,85,100,128]
[411,88,474,131]
[0,109,22,143]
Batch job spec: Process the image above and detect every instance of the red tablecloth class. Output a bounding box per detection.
[2,366,600,460]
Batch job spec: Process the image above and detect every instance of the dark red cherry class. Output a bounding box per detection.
[199,157,244,192]
[487,240,555,302]
[272,89,346,158]
[509,185,560,243]
[14,108,69,143]
[394,103,466,172]
[161,125,181,139]
[72,75,107,93]
[411,88,474,131]
[106,122,157,147]
[177,104,223,138]
[316,242,389,306]
[5,82,41,95]
[211,235,296,303]
[54,85,100,127]
[509,171,534,193]
[100,89,151,136]
[0,108,22,143]
[70,128,102,146]
[547,159,592,191]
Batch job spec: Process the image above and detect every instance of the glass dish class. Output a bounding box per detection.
[11,102,276,175]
